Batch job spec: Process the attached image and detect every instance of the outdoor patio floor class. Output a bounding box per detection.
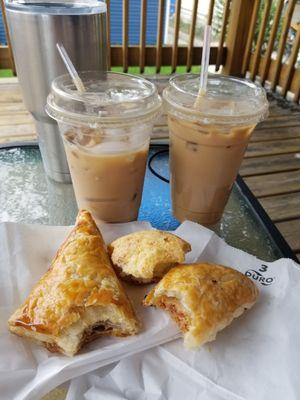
[1,77,300,261]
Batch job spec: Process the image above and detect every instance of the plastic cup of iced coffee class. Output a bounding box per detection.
[163,74,269,226]
[46,71,161,222]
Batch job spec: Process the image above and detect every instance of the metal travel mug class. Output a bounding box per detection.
[5,0,107,182]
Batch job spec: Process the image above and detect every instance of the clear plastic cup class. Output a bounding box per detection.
[46,71,161,223]
[163,73,269,226]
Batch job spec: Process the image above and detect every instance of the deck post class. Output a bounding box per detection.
[222,0,256,76]
[0,0,16,74]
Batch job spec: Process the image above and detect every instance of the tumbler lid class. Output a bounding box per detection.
[5,0,106,15]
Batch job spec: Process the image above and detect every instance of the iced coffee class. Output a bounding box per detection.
[63,129,149,222]
[46,71,161,222]
[163,74,269,226]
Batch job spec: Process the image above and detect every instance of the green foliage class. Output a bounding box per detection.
[213,0,225,40]
[212,0,285,54]
[254,0,284,54]
[111,66,200,75]
[0,69,13,77]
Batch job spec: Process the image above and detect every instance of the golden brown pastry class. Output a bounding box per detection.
[8,210,141,356]
[143,263,258,349]
[108,230,191,284]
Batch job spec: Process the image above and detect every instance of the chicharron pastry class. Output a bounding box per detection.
[143,263,258,349]
[8,210,140,356]
[108,230,191,284]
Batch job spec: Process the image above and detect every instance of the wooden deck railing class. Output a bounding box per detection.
[0,0,15,73]
[0,0,299,102]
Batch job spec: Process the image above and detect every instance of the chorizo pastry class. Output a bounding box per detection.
[8,210,140,356]
[108,230,191,284]
[143,263,258,349]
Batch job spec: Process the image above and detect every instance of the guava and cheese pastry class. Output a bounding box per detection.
[8,210,141,356]
[143,263,258,349]
[108,230,191,284]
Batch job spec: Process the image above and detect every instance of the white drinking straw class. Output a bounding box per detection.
[198,25,212,96]
[56,43,86,93]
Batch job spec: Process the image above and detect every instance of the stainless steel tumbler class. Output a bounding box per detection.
[5,0,107,182]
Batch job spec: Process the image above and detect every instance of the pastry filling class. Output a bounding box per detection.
[82,323,114,344]
[44,323,115,355]
[156,295,190,332]
[45,342,63,353]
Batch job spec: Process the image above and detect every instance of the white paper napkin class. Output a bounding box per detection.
[66,347,240,400]
[0,220,181,400]
[1,220,300,400]
[66,222,300,400]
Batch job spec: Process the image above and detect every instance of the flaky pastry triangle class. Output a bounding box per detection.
[8,210,141,356]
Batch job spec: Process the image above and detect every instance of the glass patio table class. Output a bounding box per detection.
[0,142,297,263]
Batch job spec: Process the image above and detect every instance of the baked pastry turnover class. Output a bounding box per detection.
[8,210,140,356]
[143,263,258,349]
[108,230,191,284]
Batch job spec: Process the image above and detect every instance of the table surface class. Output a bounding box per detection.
[0,144,296,400]
[1,78,300,400]
[2,79,300,260]
[0,144,287,262]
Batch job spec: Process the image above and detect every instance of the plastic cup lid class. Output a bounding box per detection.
[163,73,269,125]
[46,71,162,127]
